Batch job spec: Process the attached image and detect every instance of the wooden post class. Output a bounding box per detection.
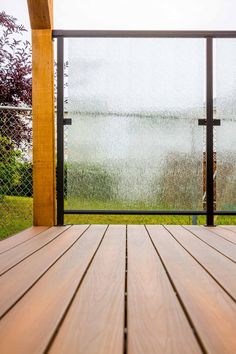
[27,0,56,225]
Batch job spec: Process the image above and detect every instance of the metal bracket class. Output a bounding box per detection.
[198,119,221,126]
[63,118,72,125]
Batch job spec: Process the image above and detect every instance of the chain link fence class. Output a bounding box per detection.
[0,106,33,239]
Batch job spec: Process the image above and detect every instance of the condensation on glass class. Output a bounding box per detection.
[215,39,236,212]
[65,38,206,211]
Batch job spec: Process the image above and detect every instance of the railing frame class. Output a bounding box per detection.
[54,30,236,226]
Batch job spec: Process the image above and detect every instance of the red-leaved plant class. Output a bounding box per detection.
[0,11,32,146]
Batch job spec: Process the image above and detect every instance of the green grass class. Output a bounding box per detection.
[64,198,206,225]
[64,198,236,225]
[64,212,236,225]
[0,196,235,240]
[64,213,206,226]
[0,196,32,240]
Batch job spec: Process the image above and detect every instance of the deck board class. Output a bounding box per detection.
[0,225,107,354]
[147,225,236,354]
[0,226,49,254]
[0,224,235,354]
[49,225,126,354]
[0,226,69,275]
[127,225,201,354]
[184,225,236,262]
[0,225,89,318]
[205,226,236,244]
[220,225,236,233]
[165,225,236,300]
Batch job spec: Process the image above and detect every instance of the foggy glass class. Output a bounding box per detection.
[215,39,236,211]
[66,38,205,211]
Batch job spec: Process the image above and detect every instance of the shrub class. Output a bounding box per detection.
[66,162,117,202]
[0,135,21,198]
[0,135,33,198]
[8,162,33,197]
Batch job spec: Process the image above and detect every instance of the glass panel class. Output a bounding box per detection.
[215,39,236,211]
[66,38,205,211]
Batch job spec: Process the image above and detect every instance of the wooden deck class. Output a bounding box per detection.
[0,225,236,354]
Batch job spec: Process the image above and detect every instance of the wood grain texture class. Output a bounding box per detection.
[220,226,236,233]
[27,0,53,29]
[185,225,236,262]
[0,225,89,317]
[127,225,201,354]
[0,224,235,353]
[49,225,126,354]
[0,226,48,254]
[166,225,236,300]
[147,225,236,354]
[0,225,107,354]
[32,29,55,225]
[205,226,236,244]
[0,226,69,276]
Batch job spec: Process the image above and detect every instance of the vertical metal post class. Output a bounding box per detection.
[57,37,64,225]
[206,37,214,226]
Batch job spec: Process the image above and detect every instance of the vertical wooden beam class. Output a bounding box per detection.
[27,0,53,30]
[27,0,55,225]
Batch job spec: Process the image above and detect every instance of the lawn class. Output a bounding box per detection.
[0,196,235,240]
[0,196,33,240]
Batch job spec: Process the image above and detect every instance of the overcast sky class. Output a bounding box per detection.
[1,0,236,41]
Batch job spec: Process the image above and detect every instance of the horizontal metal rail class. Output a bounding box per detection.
[64,210,207,215]
[64,210,236,215]
[214,211,236,215]
[53,30,236,38]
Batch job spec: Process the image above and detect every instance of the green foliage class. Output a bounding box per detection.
[0,135,33,198]
[65,162,117,202]
[8,162,33,197]
[152,152,203,210]
[0,135,21,198]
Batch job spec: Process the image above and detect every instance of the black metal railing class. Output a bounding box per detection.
[53,30,236,226]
